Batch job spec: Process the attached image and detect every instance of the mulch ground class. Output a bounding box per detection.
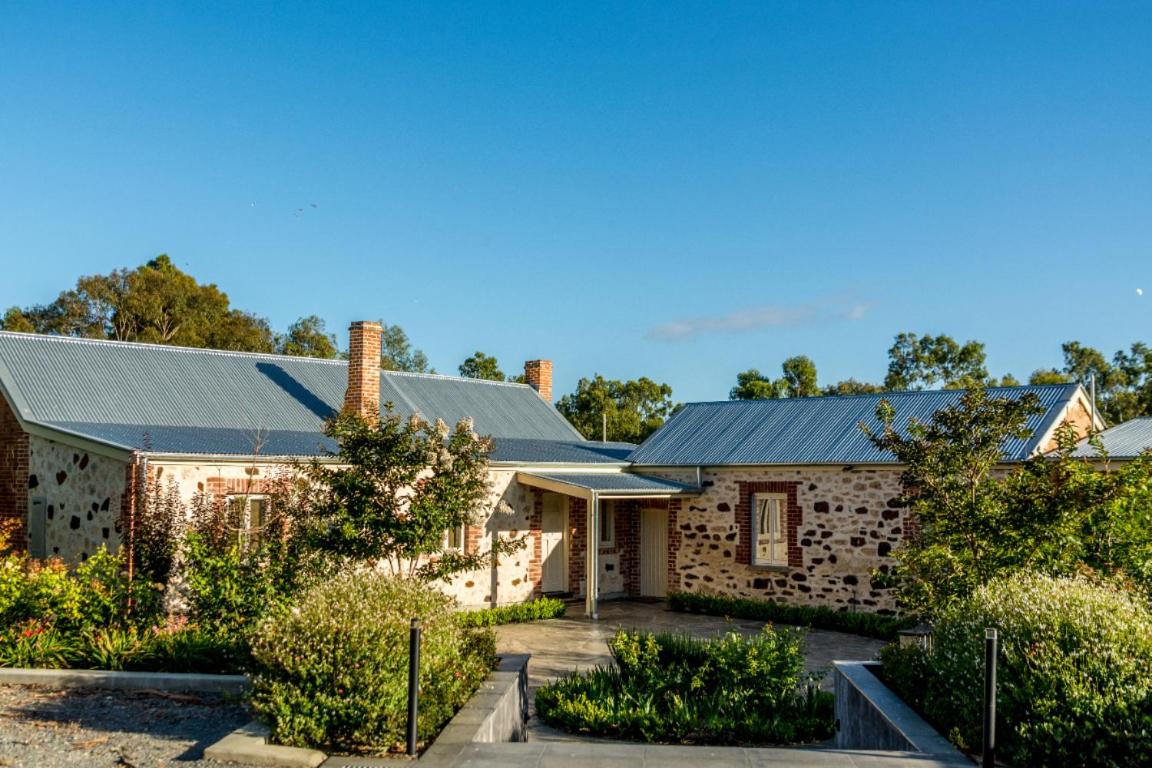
[0,685,250,768]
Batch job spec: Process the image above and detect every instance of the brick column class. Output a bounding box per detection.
[0,397,29,551]
[568,497,587,596]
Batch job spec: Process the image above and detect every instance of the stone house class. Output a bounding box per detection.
[0,324,1099,617]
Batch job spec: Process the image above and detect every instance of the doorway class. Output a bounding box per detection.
[541,493,568,593]
[640,507,668,597]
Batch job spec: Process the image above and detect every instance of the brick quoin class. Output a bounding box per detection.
[736,481,803,569]
[568,497,587,595]
[527,490,544,596]
[615,500,641,596]
[0,394,30,550]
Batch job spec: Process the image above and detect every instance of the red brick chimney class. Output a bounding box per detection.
[524,360,553,403]
[344,321,382,421]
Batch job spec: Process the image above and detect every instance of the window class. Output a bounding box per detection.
[752,493,788,566]
[599,502,615,548]
[444,524,466,552]
[226,495,268,549]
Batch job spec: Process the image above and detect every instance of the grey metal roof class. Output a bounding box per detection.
[1072,418,1152,460]
[628,384,1083,466]
[523,472,701,494]
[0,332,585,457]
[489,439,634,464]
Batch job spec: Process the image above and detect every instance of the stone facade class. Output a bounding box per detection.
[27,436,129,562]
[643,466,907,612]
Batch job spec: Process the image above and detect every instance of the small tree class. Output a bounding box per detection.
[862,388,1047,611]
[302,408,522,580]
[459,351,506,381]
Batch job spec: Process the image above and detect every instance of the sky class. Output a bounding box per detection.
[2,2,1151,403]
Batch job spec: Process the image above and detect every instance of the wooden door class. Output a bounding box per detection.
[541,494,568,593]
[640,507,668,597]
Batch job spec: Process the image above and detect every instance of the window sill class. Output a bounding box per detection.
[748,564,791,573]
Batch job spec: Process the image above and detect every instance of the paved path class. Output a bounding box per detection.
[436,743,969,767]
[495,599,886,742]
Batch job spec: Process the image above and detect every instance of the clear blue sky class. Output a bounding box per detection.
[2,2,1150,402]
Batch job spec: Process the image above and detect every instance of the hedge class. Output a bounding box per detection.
[457,596,567,627]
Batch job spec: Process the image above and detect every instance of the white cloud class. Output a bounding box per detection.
[646,300,869,342]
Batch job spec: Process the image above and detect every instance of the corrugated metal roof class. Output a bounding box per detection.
[0,332,584,456]
[1072,418,1152,459]
[489,439,634,464]
[628,384,1082,466]
[523,472,701,494]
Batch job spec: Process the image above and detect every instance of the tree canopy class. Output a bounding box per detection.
[379,323,432,373]
[730,356,819,400]
[458,351,506,381]
[556,375,678,444]
[277,315,338,359]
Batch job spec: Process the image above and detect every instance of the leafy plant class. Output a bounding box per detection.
[880,572,1152,768]
[249,572,495,754]
[536,627,832,745]
[297,409,523,581]
[0,622,77,669]
[668,591,911,641]
[457,597,566,627]
[79,626,151,671]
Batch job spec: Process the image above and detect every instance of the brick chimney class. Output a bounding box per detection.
[344,321,382,421]
[524,360,553,403]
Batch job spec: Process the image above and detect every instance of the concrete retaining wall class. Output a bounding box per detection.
[0,666,248,694]
[420,653,529,764]
[833,661,965,761]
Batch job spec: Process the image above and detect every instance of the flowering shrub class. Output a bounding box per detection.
[536,627,833,745]
[880,572,1152,767]
[249,572,495,754]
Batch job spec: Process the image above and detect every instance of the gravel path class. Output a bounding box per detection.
[0,685,250,768]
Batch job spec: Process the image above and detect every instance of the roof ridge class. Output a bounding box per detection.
[680,383,1078,407]
[0,331,540,390]
[0,330,347,366]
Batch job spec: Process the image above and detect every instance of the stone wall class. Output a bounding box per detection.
[149,460,540,608]
[28,436,129,562]
[644,466,907,612]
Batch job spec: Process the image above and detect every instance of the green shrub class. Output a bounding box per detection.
[881,572,1152,767]
[668,591,912,641]
[457,597,566,627]
[536,627,833,745]
[0,622,78,669]
[249,572,495,754]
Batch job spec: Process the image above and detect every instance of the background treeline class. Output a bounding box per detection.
[5,256,1150,442]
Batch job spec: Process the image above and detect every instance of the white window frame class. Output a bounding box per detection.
[599,502,615,548]
[226,494,269,549]
[752,492,788,567]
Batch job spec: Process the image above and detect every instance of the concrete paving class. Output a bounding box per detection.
[495,599,886,742]
[436,743,970,767]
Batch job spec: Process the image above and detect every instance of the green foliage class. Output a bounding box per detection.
[379,322,432,373]
[0,622,79,669]
[730,356,820,400]
[884,332,990,391]
[668,591,911,641]
[250,572,495,754]
[301,409,521,580]
[862,388,1050,611]
[457,597,566,627]
[181,533,289,636]
[458,351,506,381]
[2,255,276,351]
[881,572,1152,767]
[536,628,832,745]
[278,315,338,359]
[556,374,678,443]
[822,378,885,396]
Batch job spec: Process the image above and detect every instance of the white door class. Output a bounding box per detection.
[541,494,567,593]
[640,507,668,597]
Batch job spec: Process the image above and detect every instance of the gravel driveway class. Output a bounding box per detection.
[0,685,250,768]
